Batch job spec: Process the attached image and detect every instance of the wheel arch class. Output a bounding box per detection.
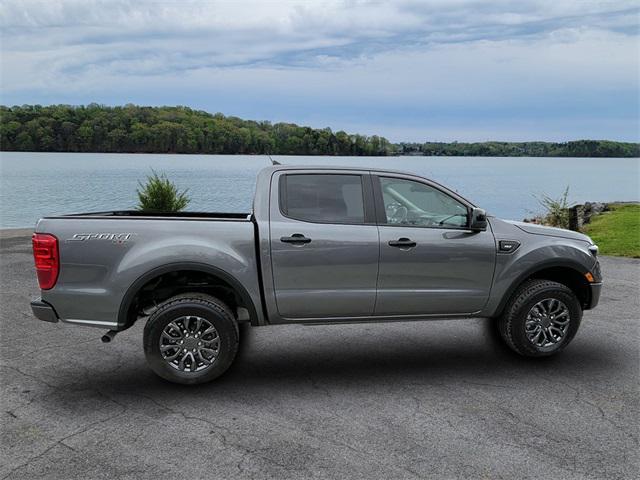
[117,262,261,330]
[494,259,592,317]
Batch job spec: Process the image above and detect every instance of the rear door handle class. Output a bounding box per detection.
[280,233,312,244]
[388,238,417,248]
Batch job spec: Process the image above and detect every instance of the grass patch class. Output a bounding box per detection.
[583,204,640,258]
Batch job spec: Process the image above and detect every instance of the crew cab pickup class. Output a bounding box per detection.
[30,165,602,384]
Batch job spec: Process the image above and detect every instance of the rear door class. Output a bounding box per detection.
[373,174,496,315]
[269,171,379,319]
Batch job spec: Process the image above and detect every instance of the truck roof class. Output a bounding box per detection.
[258,164,417,176]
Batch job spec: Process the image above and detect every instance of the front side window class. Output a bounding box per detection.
[281,174,365,224]
[379,177,469,228]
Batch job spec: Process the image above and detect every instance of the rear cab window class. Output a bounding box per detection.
[279,174,366,224]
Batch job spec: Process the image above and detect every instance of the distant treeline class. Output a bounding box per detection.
[1,104,638,157]
[397,140,640,158]
[0,104,392,156]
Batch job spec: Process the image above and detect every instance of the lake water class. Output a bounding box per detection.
[0,152,638,229]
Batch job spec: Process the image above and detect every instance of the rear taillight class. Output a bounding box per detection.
[32,233,59,290]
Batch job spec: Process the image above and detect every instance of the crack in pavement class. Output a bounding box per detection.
[1,408,127,480]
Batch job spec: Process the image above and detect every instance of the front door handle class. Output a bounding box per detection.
[280,233,312,244]
[388,237,417,248]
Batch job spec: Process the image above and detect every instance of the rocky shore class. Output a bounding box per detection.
[523,201,639,232]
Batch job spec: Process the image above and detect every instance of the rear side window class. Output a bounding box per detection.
[280,174,365,224]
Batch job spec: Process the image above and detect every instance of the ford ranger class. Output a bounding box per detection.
[30,165,602,384]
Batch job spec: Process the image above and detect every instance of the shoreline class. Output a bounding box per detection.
[0,228,34,239]
[2,151,639,159]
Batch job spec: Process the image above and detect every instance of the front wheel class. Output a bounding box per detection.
[498,279,582,357]
[143,293,239,384]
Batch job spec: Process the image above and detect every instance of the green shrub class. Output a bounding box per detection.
[136,170,190,212]
[535,186,572,229]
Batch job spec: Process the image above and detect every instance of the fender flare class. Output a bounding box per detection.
[493,258,590,317]
[117,261,261,329]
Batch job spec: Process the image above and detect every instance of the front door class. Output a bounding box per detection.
[373,175,496,315]
[269,172,379,319]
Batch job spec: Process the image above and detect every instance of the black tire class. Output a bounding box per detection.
[497,279,582,357]
[143,293,239,385]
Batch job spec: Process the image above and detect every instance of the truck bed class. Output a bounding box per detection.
[35,212,262,329]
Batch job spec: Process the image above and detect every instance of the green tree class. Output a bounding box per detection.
[1,104,638,157]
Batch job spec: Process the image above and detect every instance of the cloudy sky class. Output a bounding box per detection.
[1,0,638,142]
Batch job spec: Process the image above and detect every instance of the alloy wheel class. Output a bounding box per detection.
[525,298,571,348]
[159,315,220,372]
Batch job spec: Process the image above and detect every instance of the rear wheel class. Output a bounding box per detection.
[143,293,239,384]
[498,279,582,357]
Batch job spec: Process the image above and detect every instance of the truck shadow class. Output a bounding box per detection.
[47,320,620,399]
[225,323,614,386]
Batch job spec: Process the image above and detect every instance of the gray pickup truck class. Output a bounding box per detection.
[31,165,602,384]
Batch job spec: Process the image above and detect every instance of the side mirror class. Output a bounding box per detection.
[469,208,487,231]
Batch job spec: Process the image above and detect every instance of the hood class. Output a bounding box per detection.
[506,220,593,244]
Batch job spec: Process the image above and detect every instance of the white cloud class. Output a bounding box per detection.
[1,0,638,141]
[2,0,637,77]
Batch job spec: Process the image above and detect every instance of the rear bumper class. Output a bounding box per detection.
[30,300,59,323]
[587,283,602,310]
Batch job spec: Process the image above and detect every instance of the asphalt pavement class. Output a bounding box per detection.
[1,230,638,479]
